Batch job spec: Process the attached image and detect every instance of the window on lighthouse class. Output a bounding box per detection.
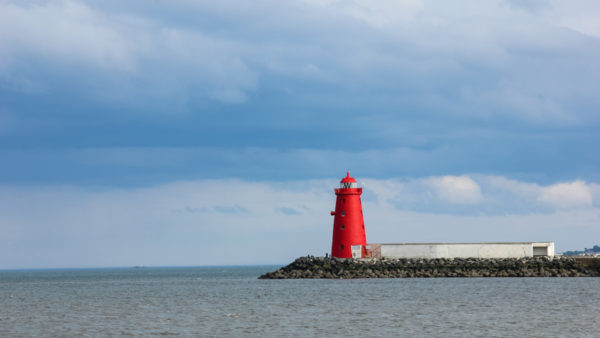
[340,182,357,188]
[341,211,345,216]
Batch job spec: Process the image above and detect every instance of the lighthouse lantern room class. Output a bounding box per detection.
[330,172,367,258]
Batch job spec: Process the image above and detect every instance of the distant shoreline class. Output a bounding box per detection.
[259,256,600,279]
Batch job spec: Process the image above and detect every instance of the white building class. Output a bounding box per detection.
[367,242,555,259]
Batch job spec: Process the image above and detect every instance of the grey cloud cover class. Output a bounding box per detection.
[1,0,598,117]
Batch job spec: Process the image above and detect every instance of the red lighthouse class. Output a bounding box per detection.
[330,172,367,258]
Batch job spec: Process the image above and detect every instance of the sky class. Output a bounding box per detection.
[1,0,599,269]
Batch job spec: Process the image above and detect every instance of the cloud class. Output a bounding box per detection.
[0,179,334,268]
[538,180,593,208]
[0,0,136,70]
[300,0,424,27]
[3,145,600,191]
[276,207,303,215]
[548,0,600,38]
[1,0,598,119]
[0,0,258,104]
[504,0,551,14]
[1,175,598,268]
[426,175,483,204]
[180,205,249,214]
[364,175,597,215]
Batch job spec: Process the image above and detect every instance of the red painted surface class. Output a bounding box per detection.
[330,172,367,258]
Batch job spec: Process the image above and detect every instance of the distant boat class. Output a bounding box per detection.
[133,265,145,269]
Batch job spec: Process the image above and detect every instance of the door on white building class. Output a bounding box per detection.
[533,246,548,256]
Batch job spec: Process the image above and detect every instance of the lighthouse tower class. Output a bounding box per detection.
[330,172,367,258]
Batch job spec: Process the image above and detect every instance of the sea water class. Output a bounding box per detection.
[1,266,599,337]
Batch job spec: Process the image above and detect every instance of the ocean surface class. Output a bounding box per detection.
[1,266,599,337]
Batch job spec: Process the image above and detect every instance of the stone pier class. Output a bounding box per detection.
[259,256,600,279]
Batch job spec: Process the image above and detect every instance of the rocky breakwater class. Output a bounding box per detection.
[259,256,600,279]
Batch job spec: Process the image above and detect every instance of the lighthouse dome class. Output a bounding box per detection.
[340,171,358,188]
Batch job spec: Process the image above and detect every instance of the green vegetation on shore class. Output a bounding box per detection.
[563,245,600,256]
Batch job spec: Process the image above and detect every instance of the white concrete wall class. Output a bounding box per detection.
[378,242,555,259]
